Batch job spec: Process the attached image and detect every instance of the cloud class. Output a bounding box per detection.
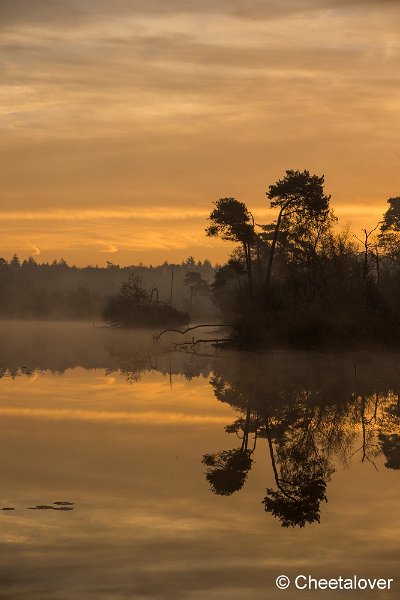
[99,243,118,254]
[1,0,399,265]
[27,242,41,256]
[0,0,84,27]
[1,0,399,31]
[0,208,207,221]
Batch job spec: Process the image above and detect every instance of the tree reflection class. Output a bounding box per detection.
[2,327,400,527]
[203,356,400,528]
[260,415,334,527]
[377,392,400,473]
[203,400,255,495]
[203,449,253,496]
[378,434,400,469]
[263,446,331,527]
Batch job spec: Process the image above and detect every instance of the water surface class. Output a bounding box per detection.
[0,322,399,599]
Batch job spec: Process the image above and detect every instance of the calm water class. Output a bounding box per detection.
[0,322,399,599]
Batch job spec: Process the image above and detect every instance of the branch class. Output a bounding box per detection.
[171,337,232,354]
[180,337,231,346]
[153,324,233,342]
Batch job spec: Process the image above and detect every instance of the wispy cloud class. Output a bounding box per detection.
[1,0,399,265]
[99,243,118,253]
[27,242,41,255]
[0,208,207,221]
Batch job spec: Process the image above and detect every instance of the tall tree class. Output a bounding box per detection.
[379,197,400,263]
[265,169,331,290]
[206,198,255,297]
[184,270,210,313]
[381,196,400,231]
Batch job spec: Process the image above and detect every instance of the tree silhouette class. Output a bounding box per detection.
[379,197,400,263]
[380,197,400,231]
[206,198,255,297]
[102,273,189,327]
[265,169,331,289]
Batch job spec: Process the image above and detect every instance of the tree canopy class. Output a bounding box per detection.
[380,197,400,232]
[206,197,256,296]
[206,198,254,244]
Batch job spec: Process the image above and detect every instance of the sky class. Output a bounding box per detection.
[1,0,400,266]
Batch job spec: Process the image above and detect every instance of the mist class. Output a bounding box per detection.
[0,255,217,322]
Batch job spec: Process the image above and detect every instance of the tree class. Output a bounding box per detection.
[353,224,381,284]
[265,170,331,290]
[102,273,189,327]
[211,259,246,318]
[381,197,400,231]
[9,254,20,270]
[206,198,255,297]
[119,274,149,308]
[184,256,196,268]
[379,197,400,263]
[184,270,209,313]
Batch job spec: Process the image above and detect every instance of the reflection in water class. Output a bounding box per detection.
[0,320,215,381]
[2,501,74,512]
[203,448,254,496]
[0,322,400,598]
[1,322,400,529]
[202,357,400,527]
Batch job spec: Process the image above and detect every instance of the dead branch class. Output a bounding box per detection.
[153,324,233,342]
[172,337,231,353]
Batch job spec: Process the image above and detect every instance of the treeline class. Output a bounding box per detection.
[208,169,400,347]
[0,256,216,320]
[4,168,400,343]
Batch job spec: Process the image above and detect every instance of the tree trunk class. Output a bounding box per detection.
[374,245,381,293]
[256,235,262,284]
[250,212,262,284]
[241,402,252,451]
[243,242,254,298]
[265,207,284,291]
[265,416,281,488]
[169,266,174,307]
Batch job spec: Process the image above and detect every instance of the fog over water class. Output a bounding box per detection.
[0,322,399,599]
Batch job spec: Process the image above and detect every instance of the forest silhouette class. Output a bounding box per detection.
[207,170,400,348]
[2,169,400,347]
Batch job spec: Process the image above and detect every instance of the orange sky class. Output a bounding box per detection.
[1,0,400,266]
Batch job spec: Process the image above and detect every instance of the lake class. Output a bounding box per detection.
[0,322,399,599]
